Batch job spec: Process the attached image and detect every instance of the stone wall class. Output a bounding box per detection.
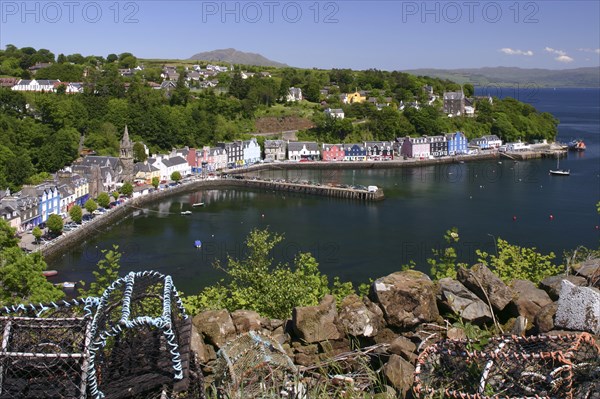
[191,262,600,397]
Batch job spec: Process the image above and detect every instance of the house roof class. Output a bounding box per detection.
[288,141,319,151]
[444,91,464,100]
[80,156,120,169]
[265,140,286,149]
[162,156,188,167]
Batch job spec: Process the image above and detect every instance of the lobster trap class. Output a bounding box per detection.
[0,271,200,399]
[413,333,600,399]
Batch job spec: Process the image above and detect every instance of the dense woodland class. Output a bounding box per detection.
[0,45,558,192]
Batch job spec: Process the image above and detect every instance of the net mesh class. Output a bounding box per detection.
[413,333,600,399]
[0,271,201,399]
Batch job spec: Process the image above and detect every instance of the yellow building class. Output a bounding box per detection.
[343,90,366,104]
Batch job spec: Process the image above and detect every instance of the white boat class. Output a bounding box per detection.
[181,210,192,215]
[549,154,570,176]
[56,281,76,288]
[192,202,205,207]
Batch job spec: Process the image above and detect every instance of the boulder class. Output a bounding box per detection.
[370,271,439,329]
[540,274,588,300]
[438,278,492,324]
[338,294,385,337]
[555,280,600,334]
[573,258,600,286]
[383,354,415,397]
[231,309,261,334]
[535,302,558,333]
[292,295,341,344]
[388,336,417,363]
[190,323,213,363]
[456,264,512,312]
[193,309,236,348]
[510,280,553,322]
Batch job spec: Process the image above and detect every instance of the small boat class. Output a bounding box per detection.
[42,270,58,277]
[194,240,202,249]
[192,202,205,207]
[549,154,570,176]
[181,210,192,215]
[568,139,586,151]
[56,281,76,288]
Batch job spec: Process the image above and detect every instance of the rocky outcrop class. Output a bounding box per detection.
[535,302,558,333]
[555,280,600,334]
[437,278,492,324]
[292,295,341,344]
[457,264,512,312]
[231,309,262,334]
[540,274,588,300]
[370,271,439,329]
[193,309,236,348]
[573,258,600,287]
[337,294,384,337]
[510,279,553,322]
[383,354,415,397]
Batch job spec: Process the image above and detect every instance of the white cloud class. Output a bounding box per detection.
[556,55,574,63]
[499,48,533,56]
[545,47,574,63]
[578,48,600,54]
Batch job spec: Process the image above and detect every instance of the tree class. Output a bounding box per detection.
[106,53,118,63]
[120,181,133,197]
[78,245,121,298]
[97,192,110,208]
[151,176,159,189]
[463,83,474,97]
[133,142,147,162]
[0,248,64,306]
[84,199,97,214]
[69,205,83,223]
[183,228,353,319]
[46,214,63,234]
[32,226,42,243]
[171,171,182,182]
[0,218,18,250]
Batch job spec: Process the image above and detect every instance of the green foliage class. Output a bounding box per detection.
[32,226,42,243]
[78,245,121,298]
[184,228,354,319]
[170,171,182,182]
[428,227,468,280]
[84,198,97,214]
[120,181,133,196]
[0,218,18,250]
[358,278,374,298]
[151,176,159,189]
[69,205,83,223]
[133,142,147,162]
[46,214,63,233]
[476,238,563,284]
[0,247,64,306]
[97,192,110,208]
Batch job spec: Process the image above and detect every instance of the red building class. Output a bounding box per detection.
[321,144,345,161]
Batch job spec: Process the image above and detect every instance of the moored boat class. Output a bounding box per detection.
[181,210,192,215]
[568,139,586,151]
[192,202,205,207]
[194,240,202,248]
[56,281,76,288]
[549,153,570,176]
[42,270,58,277]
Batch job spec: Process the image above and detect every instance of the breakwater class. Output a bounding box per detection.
[241,179,384,201]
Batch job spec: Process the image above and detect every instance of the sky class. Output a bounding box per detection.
[1,0,599,70]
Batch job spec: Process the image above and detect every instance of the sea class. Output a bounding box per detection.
[48,88,600,294]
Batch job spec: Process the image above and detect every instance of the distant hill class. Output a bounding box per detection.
[189,48,288,67]
[403,67,600,88]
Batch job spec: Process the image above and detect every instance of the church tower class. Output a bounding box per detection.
[119,125,134,183]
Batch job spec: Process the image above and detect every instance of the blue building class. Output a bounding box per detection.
[344,144,367,161]
[21,183,60,226]
[446,131,468,155]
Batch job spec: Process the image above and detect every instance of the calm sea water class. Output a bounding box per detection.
[49,88,600,294]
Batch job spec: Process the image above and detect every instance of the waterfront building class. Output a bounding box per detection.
[321,144,346,161]
[428,135,449,157]
[364,141,394,160]
[264,140,287,162]
[217,141,244,167]
[287,142,320,161]
[400,136,430,159]
[57,184,75,214]
[134,162,161,183]
[242,138,261,165]
[482,135,503,149]
[161,156,191,179]
[445,132,468,155]
[344,144,367,161]
[21,183,60,225]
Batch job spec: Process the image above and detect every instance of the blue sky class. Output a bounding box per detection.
[1,0,599,70]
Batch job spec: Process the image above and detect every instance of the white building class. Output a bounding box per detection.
[242,138,262,165]
[325,108,345,119]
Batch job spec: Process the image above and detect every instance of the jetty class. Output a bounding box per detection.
[238,178,385,201]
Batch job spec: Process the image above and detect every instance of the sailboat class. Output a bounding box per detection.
[549,153,570,176]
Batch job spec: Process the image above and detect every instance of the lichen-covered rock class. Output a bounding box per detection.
[231,309,261,334]
[338,294,385,337]
[383,354,414,397]
[510,280,553,322]
[555,280,600,334]
[540,274,588,300]
[438,278,492,324]
[292,295,341,344]
[370,270,439,329]
[535,302,558,333]
[456,264,512,312]
[193,309,236,349]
